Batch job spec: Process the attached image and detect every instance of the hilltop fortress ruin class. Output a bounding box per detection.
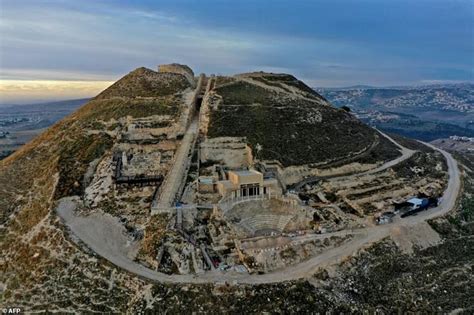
[158,63,196,88]
[1,61,454,298]
[68,63,450,275]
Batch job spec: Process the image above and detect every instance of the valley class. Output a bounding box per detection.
[0,99,87,159]
[318,84,474,141]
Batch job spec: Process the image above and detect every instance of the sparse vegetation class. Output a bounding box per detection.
[208,80,380,166]
[214,75,236,88]
[77,97,181,121]
[1,65,469,313]
[327,238,474,313]
[429,152,474,238]
[55,133,113,198]
[391,151,447,179]
[255,73,324,99]
[216,80,281,105]
[138,214,169,261]
[95,67,190,99]
[388,132,434,152]
[324,132,402,168]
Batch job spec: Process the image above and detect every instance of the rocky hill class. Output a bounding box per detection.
[95,67,190,99]
[0,65,414,312]
[205,72,399,167]
[0,66,196,311]
[431,136,474,153]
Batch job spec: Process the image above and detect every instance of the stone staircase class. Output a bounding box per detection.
[151,75,206,215]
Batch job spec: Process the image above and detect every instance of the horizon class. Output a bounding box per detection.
[1,76,473,106]
[1,0,473,103]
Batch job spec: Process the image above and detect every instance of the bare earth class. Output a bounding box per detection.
[56,138,460,284]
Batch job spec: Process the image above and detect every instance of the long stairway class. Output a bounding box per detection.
[151,118,198,214]
[151,76,207,214]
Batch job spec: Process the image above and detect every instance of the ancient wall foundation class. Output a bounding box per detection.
[200,137,253,168]
[158,63,196,87]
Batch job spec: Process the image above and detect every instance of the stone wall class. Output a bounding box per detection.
[173,74,205,137]
[199,77,221,137]
[200,137,253,168]
[158,63,196,87]
[279,162,378,186]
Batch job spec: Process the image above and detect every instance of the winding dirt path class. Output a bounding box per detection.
[57,137,461,284]
[293,131,415,190]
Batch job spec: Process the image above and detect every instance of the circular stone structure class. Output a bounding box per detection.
[222,198,311,238]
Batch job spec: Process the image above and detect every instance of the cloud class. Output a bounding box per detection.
[0,1,270,79]
[0,68,117,81]
[0,0,472,95]
[0,80,113,104]
[130,10,177,22]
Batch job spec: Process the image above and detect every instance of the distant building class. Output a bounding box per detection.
[449,135,474,142]
[216,170,281,199]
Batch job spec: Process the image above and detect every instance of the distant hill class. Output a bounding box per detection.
[316,83,473,114]
[431,137,474,153]
[321,85,376,90]
[317,83,474,141]
[0,98,89,111]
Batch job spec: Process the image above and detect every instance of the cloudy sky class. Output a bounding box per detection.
[0,0,473,103]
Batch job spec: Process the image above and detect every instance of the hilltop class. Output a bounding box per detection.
[204,72,399,167]
[95,67,190,99]
[1,64,462,313]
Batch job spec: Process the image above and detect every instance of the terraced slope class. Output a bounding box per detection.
[0,67,191,310]
[0,67,407,312]
[207,73,396,166]
[0,67,189,221]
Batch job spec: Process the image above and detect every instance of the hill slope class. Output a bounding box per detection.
[206,73,399,167]
[0,67,190,222]
[0,67,194,311]
[0,66,404,311]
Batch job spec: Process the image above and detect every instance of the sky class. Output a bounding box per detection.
[0,0,473,104]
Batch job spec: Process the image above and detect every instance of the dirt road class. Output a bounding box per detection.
[293,131,415,190]
[57,139,461,284]
[362,130,415,175]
